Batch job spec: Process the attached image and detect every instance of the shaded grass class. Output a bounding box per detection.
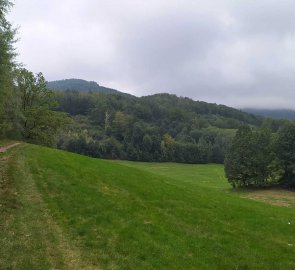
[10,144,295,269]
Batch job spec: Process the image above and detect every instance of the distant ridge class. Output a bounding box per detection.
[242,108,295,120]
[47,78,131,96]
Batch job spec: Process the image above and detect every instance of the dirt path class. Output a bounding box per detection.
[0,143,21,153]
[0,142,100,269]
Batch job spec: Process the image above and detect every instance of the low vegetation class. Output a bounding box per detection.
[1,142,295,269]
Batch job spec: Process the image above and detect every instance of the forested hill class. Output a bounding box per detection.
[55,90,287,163]
[242,108,295,120]
[140,94,261,127]
[47,78,127,95]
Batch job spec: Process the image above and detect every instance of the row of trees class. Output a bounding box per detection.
[0,1,70,145]
[225,123,295,188]
[61,129,232,164]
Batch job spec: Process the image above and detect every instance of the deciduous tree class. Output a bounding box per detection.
[275,122,295,187]
[0,0,17,137]
[16,68,70,145]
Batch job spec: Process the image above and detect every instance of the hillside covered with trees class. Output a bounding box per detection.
[47,79,125,95]
[54,89,287,164]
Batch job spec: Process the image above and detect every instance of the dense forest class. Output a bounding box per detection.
[47,79,124,95]
[52,87,287,164]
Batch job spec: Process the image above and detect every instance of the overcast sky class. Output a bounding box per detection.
[8,0,295,108]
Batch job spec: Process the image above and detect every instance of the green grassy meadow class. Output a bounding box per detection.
[1,143,295,269]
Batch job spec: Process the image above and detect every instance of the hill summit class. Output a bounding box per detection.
[47,78,123,94]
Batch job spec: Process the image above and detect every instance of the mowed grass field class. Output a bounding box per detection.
[1,143,295,269]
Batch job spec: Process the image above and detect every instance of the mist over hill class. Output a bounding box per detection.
[242,108,295,120]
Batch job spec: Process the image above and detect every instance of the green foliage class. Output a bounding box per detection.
[15,68,71,146]
[55,91,285,163]
[225,122,295,189]
[225,126,254,187]
[0,0,17,137]
[55,90,97,115]
[47,78,122,94]
[23,108,70,146]
[275,122,295,187]
[225,126,276,188]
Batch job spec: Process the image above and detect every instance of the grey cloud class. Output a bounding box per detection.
[9,0,295,108]
[230,0,295,36]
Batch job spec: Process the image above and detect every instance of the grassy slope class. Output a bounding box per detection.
[1,143,295,269]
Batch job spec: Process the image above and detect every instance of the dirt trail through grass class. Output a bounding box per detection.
[0,142,20,153]
[0,144,100,269]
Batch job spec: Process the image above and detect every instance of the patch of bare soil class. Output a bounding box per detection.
[0,143,20,153]
[242,188,295,207]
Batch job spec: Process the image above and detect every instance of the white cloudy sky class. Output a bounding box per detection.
[8,0,295,108]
